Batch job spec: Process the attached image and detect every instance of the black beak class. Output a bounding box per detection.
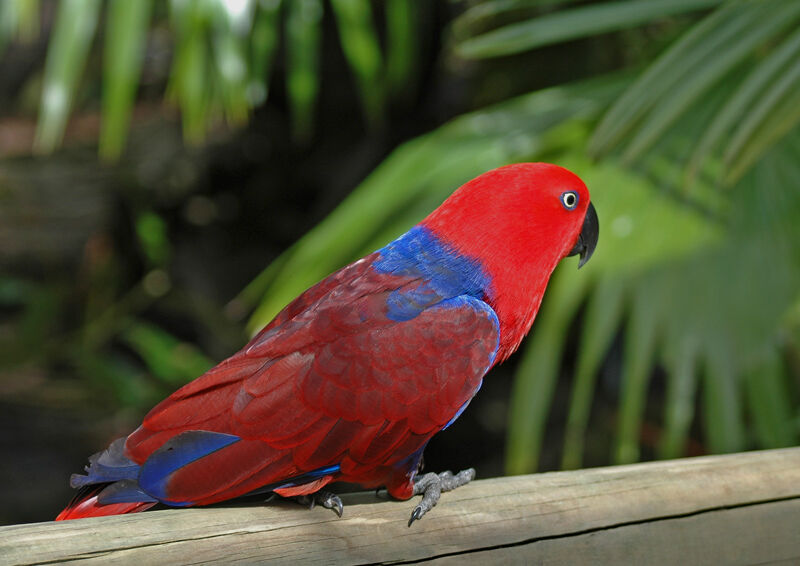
[568,202,598,269]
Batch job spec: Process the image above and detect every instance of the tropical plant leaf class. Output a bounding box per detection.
[33,0,101,153]
[702,345,745,453]
[454,0,585,38]
[121,320,213,386]
[454,0,723,59]
[614,279,660,464]
[657,334,699,459]
[75,350,161,408]
[0,0,40,55]
[330,0,385,127]
[723,60,800,183]
[29,0,396,155]
[286,0,323,141]
[591,0,765,155]
[561,274,625,469]
[619,2,800,165]
[686,26,800,184]
[135,211,170,267]
[590,0,800,184]
[248,0,282,105]
[744,347,796,449]
[100,0,153,161]
[506,265,591,474]
[167,0,211,143]
[210,0,253,126]
[385,0,417,97]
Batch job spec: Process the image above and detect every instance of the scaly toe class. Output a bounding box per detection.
[407,468,476,527]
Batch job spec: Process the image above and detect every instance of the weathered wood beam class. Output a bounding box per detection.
[2,448,799,565]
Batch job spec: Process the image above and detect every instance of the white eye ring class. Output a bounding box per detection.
[560,191,579,210]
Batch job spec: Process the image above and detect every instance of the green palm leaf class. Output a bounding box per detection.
[30,0,400,156]
[454,0,723,59]
[33,0,101,153]
[100,0,153,160]
[331,0,385,127]
[591,0,800,184]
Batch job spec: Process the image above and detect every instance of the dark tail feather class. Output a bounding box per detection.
[56,485,156,521]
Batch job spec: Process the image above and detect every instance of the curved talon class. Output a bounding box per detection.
[294,491,344,518]
[319,492,344,518]
[408,506,423,527]
[407,468,476,527]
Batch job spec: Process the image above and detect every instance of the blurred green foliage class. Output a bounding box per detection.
[0,0,417,157]
[1,0,798,478]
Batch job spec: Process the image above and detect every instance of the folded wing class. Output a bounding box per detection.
[122,256,499,505]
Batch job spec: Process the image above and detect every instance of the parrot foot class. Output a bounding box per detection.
[296,491,343,518]
[408,468,475,527]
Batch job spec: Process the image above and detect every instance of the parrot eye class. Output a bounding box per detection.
[560,191,579,210]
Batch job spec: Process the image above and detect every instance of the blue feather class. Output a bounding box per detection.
[138,430,240,502]
[373,226,493,321]
[70,437,140,488]
[97,480,158,504]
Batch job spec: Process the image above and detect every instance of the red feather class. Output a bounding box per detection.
[56,486,156,520]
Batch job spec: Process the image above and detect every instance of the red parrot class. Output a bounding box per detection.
[57,163,598,525]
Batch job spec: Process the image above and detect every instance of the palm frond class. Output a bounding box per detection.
[33,0,101,153]
[29,0,409,156]
[0,0,40,54]
[100,0,153,160]
[286,0,322,141]
[385,0,417,97]
[331,0,385,127]
[591,0,800,185]
[453,0,723,59]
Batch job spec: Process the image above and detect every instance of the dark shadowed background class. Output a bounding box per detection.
[1,0,798,525]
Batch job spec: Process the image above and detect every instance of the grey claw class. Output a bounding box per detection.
[316,491,344,518]
[408,506,422,527]
[294,491,344,518]
[322,493,343,518]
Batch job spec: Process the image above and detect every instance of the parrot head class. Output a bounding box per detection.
[422,162,598,360]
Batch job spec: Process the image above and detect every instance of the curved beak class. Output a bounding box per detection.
[568,202,598,269]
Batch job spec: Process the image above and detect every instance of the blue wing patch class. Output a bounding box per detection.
[374,226,493,321]
[138,430,241,502]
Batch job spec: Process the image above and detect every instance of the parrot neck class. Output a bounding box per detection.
[421,215,564,364]
[378,224,556,363]
[373,226,491,310]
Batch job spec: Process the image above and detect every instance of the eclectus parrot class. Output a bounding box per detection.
[57,163,598,525]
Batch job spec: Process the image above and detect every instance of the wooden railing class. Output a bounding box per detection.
[2,448,799,565]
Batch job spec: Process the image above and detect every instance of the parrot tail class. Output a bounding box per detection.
[57,437,158,520]
[56,485,157,520]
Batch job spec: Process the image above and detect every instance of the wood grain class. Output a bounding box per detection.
[2,448,799,565]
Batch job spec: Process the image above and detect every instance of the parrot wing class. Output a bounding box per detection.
[123,255,500,506]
